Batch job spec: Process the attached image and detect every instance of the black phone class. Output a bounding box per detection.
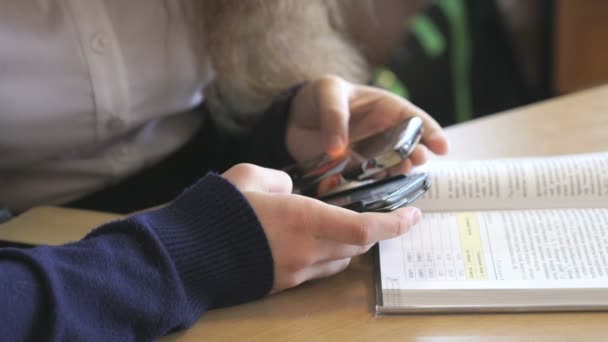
[317,173,430,212]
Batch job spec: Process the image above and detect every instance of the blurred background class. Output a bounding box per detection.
[364,0,608,127]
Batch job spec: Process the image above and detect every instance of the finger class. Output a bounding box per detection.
[346,95,404,143]
[286,196,422,245]
[424,130,449,156]
[388,97,448,155]
[222,163,293,194]
[315,76,351,157]
[408,145,428,166]
[350,86,449,155]
[407,106,449,156]
[385,158,413,177]
[387,146,427,175]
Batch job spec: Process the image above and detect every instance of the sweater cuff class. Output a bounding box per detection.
[134,173,274,311]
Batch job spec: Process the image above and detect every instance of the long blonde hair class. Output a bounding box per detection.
[193,1,370,131]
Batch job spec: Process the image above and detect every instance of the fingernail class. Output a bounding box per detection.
[409,207,422,225]
[327,135,346,157]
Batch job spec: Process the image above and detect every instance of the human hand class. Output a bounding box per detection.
[222,163,421,293]
[288,75,449,175]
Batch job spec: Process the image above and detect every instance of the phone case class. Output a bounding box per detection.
[318,173,431,212]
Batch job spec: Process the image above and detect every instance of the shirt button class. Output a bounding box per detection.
[91,32,110,55]
[106,116,125,132]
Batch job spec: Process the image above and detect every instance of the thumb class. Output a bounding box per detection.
[222,164,293,194]
[315,76,351,157]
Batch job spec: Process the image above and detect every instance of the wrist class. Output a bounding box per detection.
[132,173,274,311]
[246,83,307,168]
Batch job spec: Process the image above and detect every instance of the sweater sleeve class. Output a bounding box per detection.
[201,84,304,171]
[244,84,303,169]
[0,173,274,341]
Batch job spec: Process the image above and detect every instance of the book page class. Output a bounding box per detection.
[379,208,608,293]
[412,152,608,212]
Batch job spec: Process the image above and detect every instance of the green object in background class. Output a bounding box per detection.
[410,14,446,59]
[377,0,474,123]
[373,68,410,99]
[437,0,473,123]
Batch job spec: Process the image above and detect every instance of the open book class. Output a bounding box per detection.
[377,152,608,313]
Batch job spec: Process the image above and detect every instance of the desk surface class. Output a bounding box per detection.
[2,85,608,341]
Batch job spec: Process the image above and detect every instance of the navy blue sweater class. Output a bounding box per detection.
[0,174,274,340]
[0,86,300,340]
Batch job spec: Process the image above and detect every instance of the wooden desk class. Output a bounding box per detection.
[1,85,608,341]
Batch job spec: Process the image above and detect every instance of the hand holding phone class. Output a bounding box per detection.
[283,117,429,211]
[284,116,424,196]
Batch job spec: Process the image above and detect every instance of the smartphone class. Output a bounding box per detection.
[344,116,423,181]
[285,116,424,196]
[317,173,430,212]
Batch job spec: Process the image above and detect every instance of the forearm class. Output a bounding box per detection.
[0,174,273,341]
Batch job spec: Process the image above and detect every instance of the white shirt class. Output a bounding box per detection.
[0,0,213,211]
